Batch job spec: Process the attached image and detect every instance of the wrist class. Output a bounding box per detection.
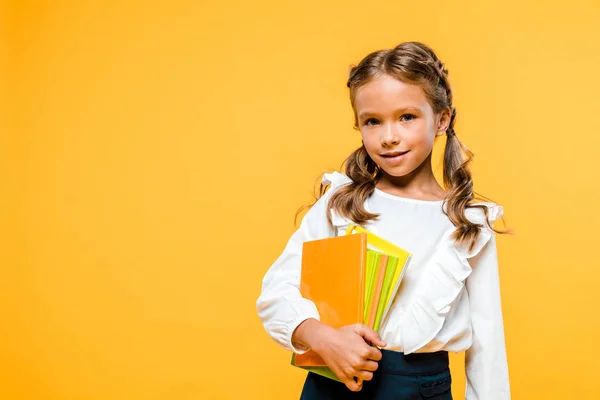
[292,318,330,352]
[303,319,335,353]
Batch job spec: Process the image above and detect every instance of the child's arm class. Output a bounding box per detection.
[256,173,383,392]
[464,231,511,399]
[256,191,334,353]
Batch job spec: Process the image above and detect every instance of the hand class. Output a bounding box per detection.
[311,323,387,392]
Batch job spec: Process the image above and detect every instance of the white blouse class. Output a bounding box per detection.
[256,171,510,399]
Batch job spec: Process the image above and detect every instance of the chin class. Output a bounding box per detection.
[379,166,409,178]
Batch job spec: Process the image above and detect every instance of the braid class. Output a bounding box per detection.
[429,57,457,137]
[427,53,499,250]
[446,108,457,137]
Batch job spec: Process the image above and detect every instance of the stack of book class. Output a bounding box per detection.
[291,225,413,381]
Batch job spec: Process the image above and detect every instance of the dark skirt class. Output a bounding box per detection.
[299,349,452,400]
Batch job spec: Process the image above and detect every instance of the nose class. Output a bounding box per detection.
[380,122,400,147]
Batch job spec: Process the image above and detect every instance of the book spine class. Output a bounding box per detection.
[367,255,388,328]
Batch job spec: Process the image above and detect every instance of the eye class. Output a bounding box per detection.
[401,114,416,122]
[364,118,380,126]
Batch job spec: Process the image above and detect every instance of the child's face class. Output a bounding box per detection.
[354,74,449,180]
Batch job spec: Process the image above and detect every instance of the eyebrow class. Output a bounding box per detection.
[358,107,423,120]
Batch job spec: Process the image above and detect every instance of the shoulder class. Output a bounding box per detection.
[321,171,353,190]
[318,171,357,232]
[463,201,504,227]
[449,201,504,259]
[300,171,353,222]
[317,171,354,203]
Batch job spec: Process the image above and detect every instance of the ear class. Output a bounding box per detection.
[436,108,452,136]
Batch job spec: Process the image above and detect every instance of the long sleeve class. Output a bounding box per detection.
[464,231,511,399]
[256,190,335,354]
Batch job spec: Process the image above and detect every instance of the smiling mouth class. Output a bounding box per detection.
[381,151,409,158]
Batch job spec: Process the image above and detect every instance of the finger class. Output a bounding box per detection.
[345,377,362,392]
[355,324,387,348]
[355,369,374,381]
[331,365,352,385]
[366,346,383,362]
[361,360,379,372]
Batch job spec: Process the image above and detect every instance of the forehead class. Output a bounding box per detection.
[354,74,430,114]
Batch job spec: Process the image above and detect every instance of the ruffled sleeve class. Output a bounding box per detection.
[399,203,506,355]
[321,171,352,188]
[456,203,504,259]
[321,171,359,235]
[255,171,353,353]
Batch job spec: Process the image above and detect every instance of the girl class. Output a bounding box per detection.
[256,41,511,400]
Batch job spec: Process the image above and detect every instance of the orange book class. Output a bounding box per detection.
[293,232,368,367]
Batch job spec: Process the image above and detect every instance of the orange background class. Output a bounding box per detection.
[3,1,600,398]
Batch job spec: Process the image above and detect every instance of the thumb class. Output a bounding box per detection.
[354,324,387,347]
